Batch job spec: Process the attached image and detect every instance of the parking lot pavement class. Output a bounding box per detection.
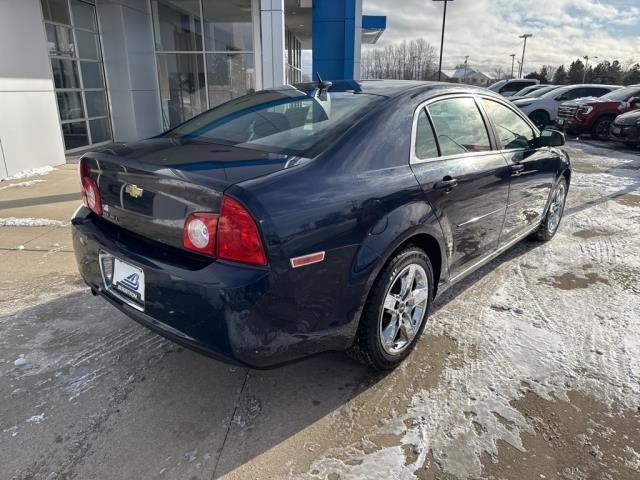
[1,140,639,480]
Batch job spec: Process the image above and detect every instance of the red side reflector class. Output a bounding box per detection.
[217,196,267,266]
[290,251,325,268]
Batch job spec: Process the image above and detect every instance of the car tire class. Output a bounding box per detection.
[348,246,434,370]
[591,116,613,141]
[531,177,568,242]
[529,110,550,129]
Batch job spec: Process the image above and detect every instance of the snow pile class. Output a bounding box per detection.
[26,413,45,424]
[0,217,68,227]
[1,166,55,181]
[0,179,46,190]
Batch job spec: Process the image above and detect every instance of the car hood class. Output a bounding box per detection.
[91,137,300,185]
[614,109,640,125]
[562,97,620,108]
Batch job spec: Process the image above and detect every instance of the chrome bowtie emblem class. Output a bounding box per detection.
[125,184,144,198]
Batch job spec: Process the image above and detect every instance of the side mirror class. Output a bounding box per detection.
[555,94,568,102]
[537,129,565,147]
[629,97,640,107]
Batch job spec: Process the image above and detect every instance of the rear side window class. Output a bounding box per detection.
[481,99,535,150]
[415,109,439,159]
[427,97,491,156]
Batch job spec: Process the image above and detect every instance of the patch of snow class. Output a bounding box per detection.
[3,426,19,437]
[14,355,27,367]
[0,217,68,227]
[625,446,640,472]
[26,413,45,424]
[1,166,55,181]
[16,245,25,251]
[0,179,46,190]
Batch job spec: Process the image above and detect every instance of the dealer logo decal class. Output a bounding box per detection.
[121,273,139,291]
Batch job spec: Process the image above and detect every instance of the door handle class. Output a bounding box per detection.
[511,164,525,176]
[433,177,458,192]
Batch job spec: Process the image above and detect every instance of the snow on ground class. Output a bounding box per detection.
[0,217,68,227]
[296,141,640,479]
[0,166,55,182]
[0,179,46,190]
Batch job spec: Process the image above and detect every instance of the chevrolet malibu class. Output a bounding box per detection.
[72,80,570,370]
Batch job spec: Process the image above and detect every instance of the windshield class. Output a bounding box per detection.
[488,80,507,91]
[513,85,540,97]
[600,86,639,102]
[166,87,385,156]
[527,86,560,98]
[539,85,572,99]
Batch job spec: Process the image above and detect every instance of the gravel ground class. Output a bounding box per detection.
[0,140,638,480]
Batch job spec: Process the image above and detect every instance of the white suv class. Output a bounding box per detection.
[512,84,620,128]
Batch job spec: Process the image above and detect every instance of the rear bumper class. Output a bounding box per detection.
[71,207,352,367]
[556,118,590,135]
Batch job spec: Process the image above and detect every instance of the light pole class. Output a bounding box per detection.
[582,55,597,83]
[463,55,469,83]
[510,54,516,79]
[519,33,532,78]
[433,0,453,81]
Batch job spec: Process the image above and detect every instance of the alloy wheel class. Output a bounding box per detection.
[547,183,566,234]
[379,264,429,355]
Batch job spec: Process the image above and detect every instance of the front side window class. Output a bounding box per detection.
[414,109,439,159]
[482,99,535,150]
[427,97,491,156]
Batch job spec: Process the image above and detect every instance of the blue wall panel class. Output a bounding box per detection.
[312,0,357,80]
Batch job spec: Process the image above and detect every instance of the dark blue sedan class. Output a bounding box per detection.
[72,80,570,370]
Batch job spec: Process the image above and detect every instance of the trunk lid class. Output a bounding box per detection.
[82,137,293,249]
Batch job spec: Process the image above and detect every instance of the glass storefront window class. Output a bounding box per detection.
[85,91,108,118]
[57,92,85,120]
[80,61,104,89]
[51,59,80,89]
[206,53,255,107]
[151,0,203,52]
[44,0,112,151]
[157,53,207,127]
[46,24,75,56]
[152,1,257,129]
[76,30,99,60]
[89,118,112,144]
[202,0,253,52]
[61,121,89,150]
[41,0,71,25]
[70,0,96,31]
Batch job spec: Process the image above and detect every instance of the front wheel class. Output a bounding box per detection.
[591,116,613,140]
[348,246,433,370]
[529,110,550,130]
[531,178,567,242]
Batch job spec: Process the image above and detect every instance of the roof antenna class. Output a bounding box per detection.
[316,72,332,92]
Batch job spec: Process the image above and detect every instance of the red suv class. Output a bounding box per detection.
[556,85,640,140]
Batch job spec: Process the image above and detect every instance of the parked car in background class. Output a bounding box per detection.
[488,79,539,97]
[610,109,640,146]
[510,85,561,101]
[512,84,620,129]
[71,80,571,370]
[510,84,553,99]
[556,85,640,140]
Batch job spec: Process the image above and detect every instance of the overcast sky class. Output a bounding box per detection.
[361,0,640,74]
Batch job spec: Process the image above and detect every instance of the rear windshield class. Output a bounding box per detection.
[527,86,559,98]
[165,88,385,157]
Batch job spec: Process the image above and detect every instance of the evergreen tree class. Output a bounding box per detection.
[567,59,585,84]
[552,65,568,85]
[623,64,640,85]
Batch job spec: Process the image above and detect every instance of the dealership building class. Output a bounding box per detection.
[0,0,385,179]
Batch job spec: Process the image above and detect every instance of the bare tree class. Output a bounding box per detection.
[491,66,505,81]
[362,39,437,80]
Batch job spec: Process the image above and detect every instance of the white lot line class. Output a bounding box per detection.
[295,142,640,479]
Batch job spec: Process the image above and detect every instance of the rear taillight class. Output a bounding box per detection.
[182,196,267,266]
[217,197,267,266]
[183,213,218,256]
[79,158,102,215]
